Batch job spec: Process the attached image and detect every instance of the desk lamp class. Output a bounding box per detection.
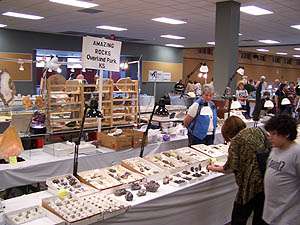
[73,98,102,176]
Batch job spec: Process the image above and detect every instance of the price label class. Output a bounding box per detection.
[9,156,17,165]
[57,189,69,200]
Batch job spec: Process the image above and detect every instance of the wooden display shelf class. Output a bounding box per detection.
[113,98,138,102]
[47,77,84,132]
[49,109,81,114]
[49,117,82,122]
[49,91,81,95]
[113,91,137,93]
[49,102,82,106]
[81,78,139,128]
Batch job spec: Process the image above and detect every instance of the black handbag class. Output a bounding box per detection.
[256,128,271,177]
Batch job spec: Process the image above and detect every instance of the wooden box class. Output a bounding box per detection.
[123,129,147,148]
[97,132,132,150]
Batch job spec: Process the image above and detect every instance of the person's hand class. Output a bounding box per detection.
[207,164,224,173]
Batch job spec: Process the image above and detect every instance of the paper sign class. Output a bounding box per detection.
[57,189,69,199]
[162,72,171,81]
[148,70,162,81]
[82,36,122,72]
[148,70,171,81]
[9,156,17,165]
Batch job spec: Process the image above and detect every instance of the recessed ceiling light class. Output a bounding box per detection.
[160,35,186,40]
[2,12,44,20]
[259,40,280,44]
[291,25,300,30]
[96,25,127,31]
[240,6,273,16]
[49,0,98,8]
[293,55,300,58]
[0,24,7,28]
[239,33,243,36]
[165,44,184,48]
[207,42,215,45]
[152,17,186,25]
[256,48,269,52]
[294,48,300,51]
[276,52,288,55]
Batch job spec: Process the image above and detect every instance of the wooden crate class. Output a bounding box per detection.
[97,129,147,150]
[123,129,147,148]
[97,131,132,151]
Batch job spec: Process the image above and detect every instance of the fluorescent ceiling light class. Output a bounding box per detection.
[276,52,288,55]
[207,41,215,45]
[2,12,44,20]
[256,48,269,52]
[294,48,300,51]
[259,40,280,44]
[152,17,186,25]
[240,6,273,16]
[293,55,300,58]
[165,44,184,48]
[0,24,7,28]
[291,25,300,30]
[96,25,127,31]
[49,0,98,8]
[160,34,186,40]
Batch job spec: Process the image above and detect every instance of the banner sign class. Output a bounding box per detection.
[82,36,122,72]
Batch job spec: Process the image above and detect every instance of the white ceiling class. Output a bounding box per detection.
[0,0,299,53]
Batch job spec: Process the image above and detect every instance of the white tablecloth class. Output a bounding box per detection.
[0,174,238,225]
[0,120,259,190]
[0,136,189,190]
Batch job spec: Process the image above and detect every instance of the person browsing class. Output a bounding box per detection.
[183,86,217,145]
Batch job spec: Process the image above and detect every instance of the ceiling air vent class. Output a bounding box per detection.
[77,8,103,14]
[241,39,256,42]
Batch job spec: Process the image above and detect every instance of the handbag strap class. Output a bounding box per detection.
[257,127,271,153]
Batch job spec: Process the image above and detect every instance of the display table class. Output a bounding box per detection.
[0,136,188,190]
[0,120,260,190]
[0,173,237,225]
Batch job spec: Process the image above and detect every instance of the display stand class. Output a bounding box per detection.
[46,78,84,132]
[101,78,139,127]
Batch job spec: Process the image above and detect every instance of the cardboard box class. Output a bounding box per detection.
[123,129,147,148]
[97,131,132,151]
[97,129,147,150]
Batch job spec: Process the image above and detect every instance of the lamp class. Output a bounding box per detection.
[45,56,60,72]
[140,97,169,158]
[230,100,242,110]
[19,63,24,71]
[200,102,212,116]
[120,62,129,70]
[73,98,103,176]
[199,63,209,73]
[264,100,274,109]
[224,66,245,95]
[223,66,246,117]
[154,98,169,117]
[182,62,207,95]
[70,68,75,73]
[82,68,86,73]
[236,66,245,76]
[281,98,291,106]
